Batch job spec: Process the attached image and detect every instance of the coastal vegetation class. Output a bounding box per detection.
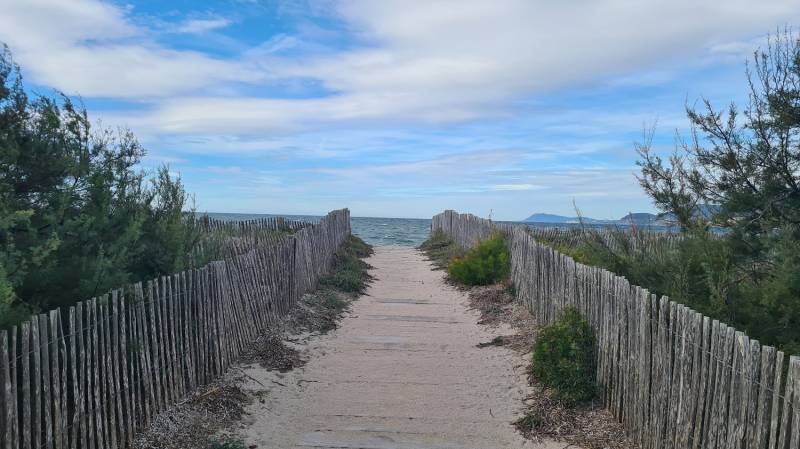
[535,30,800,355]
[0,47,210,329]
[319,234,374,295]
[419,230,510,285]
[447,233,510,285]
[531,307,596,406]
[417,229,463,269]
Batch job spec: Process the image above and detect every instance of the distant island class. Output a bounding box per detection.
[523,212,662,226]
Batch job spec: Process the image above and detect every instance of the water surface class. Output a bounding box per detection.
[205,213,432,247]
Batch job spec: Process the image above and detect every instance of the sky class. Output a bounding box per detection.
[1,1,799,220]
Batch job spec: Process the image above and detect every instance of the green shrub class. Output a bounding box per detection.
[344,234,374,259]
[447,233,510,285]
[320,269,366,293]
[532,307,596,405]
[319,235,373,294]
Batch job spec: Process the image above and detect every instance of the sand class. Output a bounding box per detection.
[235,246,562,449]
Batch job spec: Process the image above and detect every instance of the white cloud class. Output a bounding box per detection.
[491,184,544,191]
[133,1,800,134]
[3,0,798,133]
[0,0,261,98]
[174,18,232,34]
[246,0,797,125]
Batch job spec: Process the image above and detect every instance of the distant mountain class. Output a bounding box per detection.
[524,212,665,225]
[524,213,578,223]
[696,204,721,218]
[523,213,605,224]
[618,212,658,225]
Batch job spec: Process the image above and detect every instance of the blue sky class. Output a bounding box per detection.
[2,1,799,220]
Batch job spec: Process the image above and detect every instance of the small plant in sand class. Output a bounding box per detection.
[319,235,374,294]
[532,307,596,406]
[418,229,464,269]
[447,233,510,285]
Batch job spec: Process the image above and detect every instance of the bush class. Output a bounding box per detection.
[532,307,596,405]
[343,234,374,259]
[320,269,366,294]
[447,233,510,285]
[319,235,373,294]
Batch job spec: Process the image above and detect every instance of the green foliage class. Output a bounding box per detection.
[319,235,374,295]
[448,233,510,285]
[319,269,365,294]
[317,289,349,316]
[621,29,800,355]
[532,307,596,405]
[538,224,800,353]
[0,47,206,329]
[133,168,205,280]
[342,234,374,259]
[637,29,800,236]
[0,264,30,327]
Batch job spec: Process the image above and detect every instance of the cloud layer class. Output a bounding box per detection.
[1,0,797,218]
[4,0,796,129]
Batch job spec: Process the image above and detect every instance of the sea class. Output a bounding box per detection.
[207,213,433,246]
[205,213,669,247]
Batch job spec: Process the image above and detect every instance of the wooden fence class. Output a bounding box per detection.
[195,215,311,261]
[0,209,351,449]
[527,225,685,255]
[200,214,309,234]
[432,210,800,449]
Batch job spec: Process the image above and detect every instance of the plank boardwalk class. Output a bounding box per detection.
[237,246,558,449]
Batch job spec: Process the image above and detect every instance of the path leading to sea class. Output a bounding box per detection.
[236,246,561,449]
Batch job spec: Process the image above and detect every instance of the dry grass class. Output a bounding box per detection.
[514,384,635,449]
[469,284,638,449]
[283,289,352,335]
[239,330,306,371]
[467,284,515,326]
[238,287,357,371]
[133,382,251,449]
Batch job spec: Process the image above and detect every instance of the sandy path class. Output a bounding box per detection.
[236,246,561,449]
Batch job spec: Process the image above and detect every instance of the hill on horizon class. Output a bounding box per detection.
[524,212,660,225]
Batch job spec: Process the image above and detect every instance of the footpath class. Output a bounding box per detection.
[236,246,561,449]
